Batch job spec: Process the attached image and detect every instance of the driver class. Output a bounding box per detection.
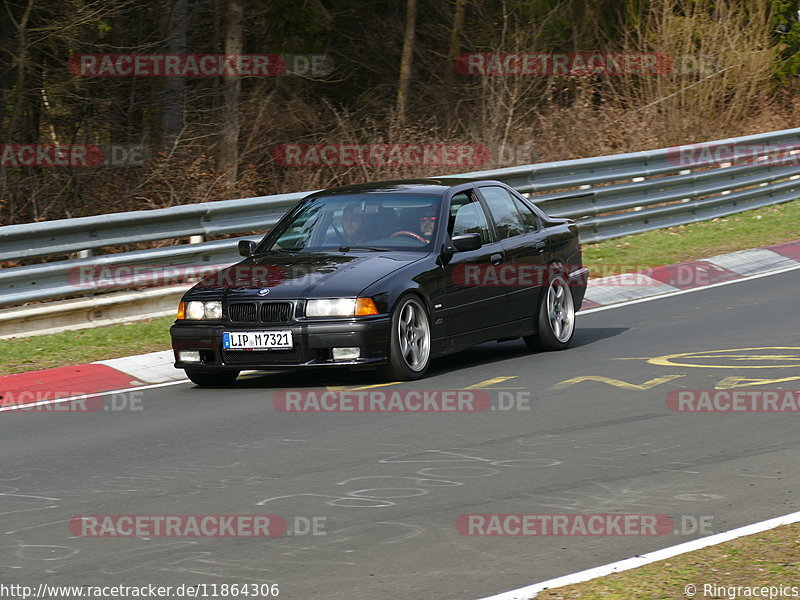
[342,204,366,244]
[389,206,437,243]
[418,209,436,241]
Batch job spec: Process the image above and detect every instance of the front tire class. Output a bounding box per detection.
[524,268,575,351]
[184,368,240,387]
[379,295,431,381]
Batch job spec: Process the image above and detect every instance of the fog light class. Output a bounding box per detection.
[179,351,202,363]
[332,347,360,361]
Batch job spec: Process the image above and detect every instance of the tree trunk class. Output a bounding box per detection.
[395,0,417,124]
[217,0,244,189]
[6,0,36,143]
[443,0,467,98]
[5,0,37,224]
[161,0,188,149]
[447,0,467,69]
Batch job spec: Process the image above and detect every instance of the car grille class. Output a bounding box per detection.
[228,303,257,323]
[221,346,308,366]
[261,302,293,323]
[228,302,293,324]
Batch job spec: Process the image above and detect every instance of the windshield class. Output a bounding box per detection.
[256,193,441,252]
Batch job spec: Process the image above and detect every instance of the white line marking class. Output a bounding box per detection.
[475,509,800,600]
[578,262,800,315]
[652,468,700,474]
[0,380,189,413]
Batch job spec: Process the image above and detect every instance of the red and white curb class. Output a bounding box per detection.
[580,239,800,309]
[96,349,183,385]
[0,350,183,410]
[2,240,798,407]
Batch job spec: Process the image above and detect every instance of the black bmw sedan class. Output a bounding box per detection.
[170,179,588,386]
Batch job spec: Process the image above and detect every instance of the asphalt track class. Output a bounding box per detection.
[2,268,799,599]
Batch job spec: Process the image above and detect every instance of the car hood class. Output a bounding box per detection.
[192,251,426,300]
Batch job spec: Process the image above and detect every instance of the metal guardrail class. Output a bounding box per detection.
[0,190,309,262]
[0,236,254,307]
[2,127,800,310]
[446,127,800,242]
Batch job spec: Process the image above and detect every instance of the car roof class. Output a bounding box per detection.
[304,178,502,198]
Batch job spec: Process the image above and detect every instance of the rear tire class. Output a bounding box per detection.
[184,368,240,387]
[378,294,431,381]
[523,268,575,351]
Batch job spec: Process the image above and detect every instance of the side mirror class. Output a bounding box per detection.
[451,233,482,252]
[238,240,256,257]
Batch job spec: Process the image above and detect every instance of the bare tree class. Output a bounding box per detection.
[447,0,467,67]
[217,0,244,189]
[5,0,37,143]
[161,0,188,148]
[395,0,417,123]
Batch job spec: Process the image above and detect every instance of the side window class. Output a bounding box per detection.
[320,206,350,244]
[480,186,525,239]
[274,204,323,249]
[514,197,541,233]
[449,191,491,244]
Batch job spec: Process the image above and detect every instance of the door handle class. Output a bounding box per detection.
[490,253,503,265]
[535,241,546,253]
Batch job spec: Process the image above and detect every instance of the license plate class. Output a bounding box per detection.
[223,330,293,350]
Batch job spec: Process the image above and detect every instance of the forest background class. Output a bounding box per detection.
[2,0,800,227]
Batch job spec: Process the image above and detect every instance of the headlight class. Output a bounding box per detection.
[204,301,222,319]
[306,298,357,317]
[185,301,205,320]
[305,298,379,317]
[183,300,222,320]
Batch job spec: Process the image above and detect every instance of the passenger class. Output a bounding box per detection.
[342,204,366,244]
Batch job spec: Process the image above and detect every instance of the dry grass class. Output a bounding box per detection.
[541,522,800,600]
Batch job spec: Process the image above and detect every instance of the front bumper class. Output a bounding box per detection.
[170,316,392,370]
